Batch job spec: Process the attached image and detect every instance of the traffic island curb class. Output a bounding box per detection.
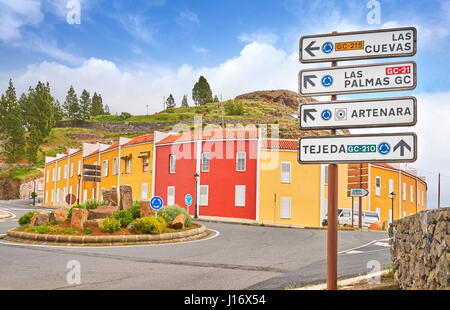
[5,224,208,246]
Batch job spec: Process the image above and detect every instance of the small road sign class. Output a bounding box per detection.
[299,27,417,63]
[299,97,417,129]
[185,194,193,207]
[65,194,76,205]
[150,196,164,211]
[350,188,369,197]
[299,61,416,96]
[298,133,417,164]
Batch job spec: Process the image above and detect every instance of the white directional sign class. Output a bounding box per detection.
[350,188,369,197]
[300,27,417,63]
[299,61,416,96]
[298,133,417,164]
[299,97,417,129]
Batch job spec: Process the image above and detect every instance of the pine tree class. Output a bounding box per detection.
[21,82,56,164]
[104,104,111,115]
[53,100,65,121]
[79,89,91,120]
[90,92,105,116]
[213,95,219,102]
[0,79,26,163]
[192,76,213,106]
[62,86,80,120]
[181,94,189,107]
[166,94,176,109]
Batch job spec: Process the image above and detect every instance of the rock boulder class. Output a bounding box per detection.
[71,208,88,231]
[88,205,119,220]
[171,214,186,229]
[48,209,69,223]
[119,185,133,210]
[30,212,49,226]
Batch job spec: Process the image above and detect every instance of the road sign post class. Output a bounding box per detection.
[298,27,418,290]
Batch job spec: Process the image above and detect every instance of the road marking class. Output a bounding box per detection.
[0,209,16,221]
[0,229,220,249]
[338,237,389,255]
[345,250,363,254]
[374,241,390,247]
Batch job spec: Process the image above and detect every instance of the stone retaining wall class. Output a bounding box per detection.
[389,208,449,289]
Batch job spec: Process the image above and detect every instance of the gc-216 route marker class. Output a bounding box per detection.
[299,27,417,63]
[299,97,417,129]
[299,61,416,96]
[298,133,417,164]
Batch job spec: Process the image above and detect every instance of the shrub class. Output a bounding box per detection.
[158,205,192,227]
[26,225,51,234]
[84,229,93,235]
[118,112,132,120]
[102,218,121,233]
[68,205,85,219]
[113,210,133,228]
[131,216,167,234]
[129,201,141,219]
[225,101,244,116]
[19,211,37,226]
[82,200,107,210]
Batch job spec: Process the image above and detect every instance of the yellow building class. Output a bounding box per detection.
[43,134,154,207]
[257,139,427,227]
[259,139,321,227]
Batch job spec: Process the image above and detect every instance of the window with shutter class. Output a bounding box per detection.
[200,185,208,206]
[169,155,176,173]
[280,197,291,219]
[141,183,148,200]
[281,162,291,183]
[202,152,210,172]
[235,185,246,206]
[167,186,175,205]
[236,152,246,171]
[375,177,381,196]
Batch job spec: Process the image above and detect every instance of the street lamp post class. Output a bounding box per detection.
[32,177,37,206]
[194,173,199,219]
[77,174,82,205]
[389,192,396,224]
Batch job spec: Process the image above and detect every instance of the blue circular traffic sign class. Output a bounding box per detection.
[322,42,334,54]
[321,75,333,87]
[378,142,391,155]
[150,196,164,210]
[321,109,332,121]
[185,194,193,207]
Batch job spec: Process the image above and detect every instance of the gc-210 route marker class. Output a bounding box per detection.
[299,61,416,96]
[298,133,417,164]
[299,97,417,129]
[299,27,417,63]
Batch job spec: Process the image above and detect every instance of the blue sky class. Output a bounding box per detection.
[1,0,450,207]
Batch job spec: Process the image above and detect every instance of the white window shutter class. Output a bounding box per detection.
[280,197,291,219]
[235,185,246,206]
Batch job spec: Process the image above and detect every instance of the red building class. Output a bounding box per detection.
[153,129,260,220]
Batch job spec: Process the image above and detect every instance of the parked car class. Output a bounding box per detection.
[322,208,380,228]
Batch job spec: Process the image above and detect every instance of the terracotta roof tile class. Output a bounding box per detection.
[123,134,154,146]
[262,139,298,150]
[157,129,258,144]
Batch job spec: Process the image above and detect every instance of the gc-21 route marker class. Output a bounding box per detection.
[299,61,416,96]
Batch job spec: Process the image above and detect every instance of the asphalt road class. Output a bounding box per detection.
[0,200,390,290]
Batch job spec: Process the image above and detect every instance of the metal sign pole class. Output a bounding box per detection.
[359,163,363,229]
[327,53,338,290]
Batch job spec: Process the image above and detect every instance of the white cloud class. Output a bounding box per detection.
[192,46,208,54]
[118,14,155,44]
[176,9,199,29]
[3,42,300,116]
[0,0,43,41]
[239,32,278,45]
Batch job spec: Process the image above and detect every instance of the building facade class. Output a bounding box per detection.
[43,130,428,228]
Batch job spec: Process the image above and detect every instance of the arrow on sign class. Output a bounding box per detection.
[303,108,317,123]
[393,139,412,156]
[305,41,320,57]
[303,75,317,89]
